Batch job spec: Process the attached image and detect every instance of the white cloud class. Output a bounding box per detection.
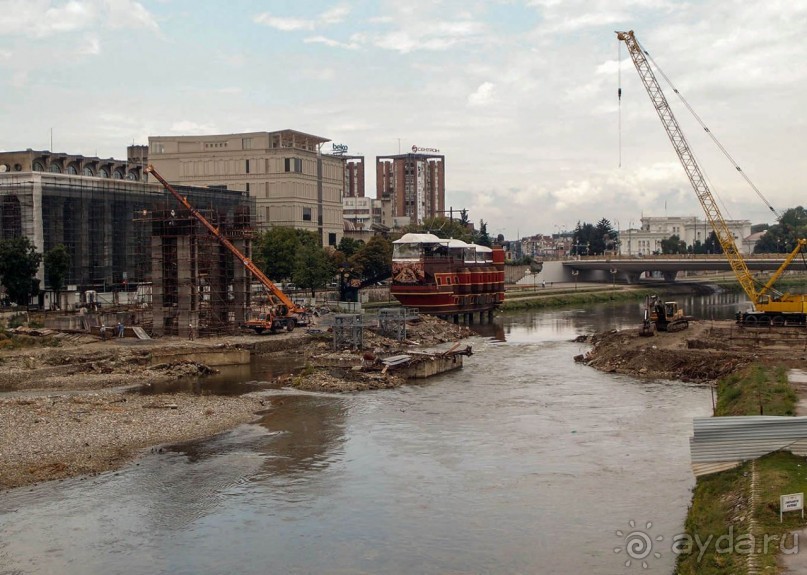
[253,13,315,32]
[467,82,496,107]
[0,0,157,37]
[304,35,359,50]
[319,5,350,25]
[103,0,159,30]
[253,5,350,32]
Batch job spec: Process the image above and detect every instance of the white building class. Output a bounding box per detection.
[619,216,753,256]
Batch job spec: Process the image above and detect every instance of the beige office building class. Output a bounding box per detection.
[148,130,344,246]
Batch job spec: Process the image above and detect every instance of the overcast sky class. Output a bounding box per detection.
[2,0,805,239]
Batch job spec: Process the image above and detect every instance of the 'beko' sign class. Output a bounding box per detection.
[411,145,440,154]
[332,144,349,154]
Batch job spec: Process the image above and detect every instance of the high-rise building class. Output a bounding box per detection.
[376,151,445,225]
[148,130,344,246]
[342,156,365,198]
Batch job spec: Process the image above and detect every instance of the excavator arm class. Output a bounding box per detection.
[145,165,301,313]
[616,30,760,304]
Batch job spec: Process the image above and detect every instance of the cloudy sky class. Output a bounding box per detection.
[1,0,805,239]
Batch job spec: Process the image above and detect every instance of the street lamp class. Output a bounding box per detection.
[571,269,579,291]
[610,268,617,293]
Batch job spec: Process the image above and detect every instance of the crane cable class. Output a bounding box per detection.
[638,42,780,220]
[618,40,622,168]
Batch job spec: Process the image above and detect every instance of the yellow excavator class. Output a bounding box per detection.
[640,295,689,335]
[617,30,807,327]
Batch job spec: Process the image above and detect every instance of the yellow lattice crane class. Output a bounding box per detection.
[617,30,807,326]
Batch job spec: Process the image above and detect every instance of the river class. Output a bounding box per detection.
[0,294,745,574]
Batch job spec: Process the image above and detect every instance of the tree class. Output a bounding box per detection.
[571,221,595,255]
[0,237,42,306]
[458,209,471,228]
[753,207,807,253]
[337,237,363,258]
[660,234,687,254]
[254,227,319,281]
[477,220,492,247]
[350,236,392,280]
[703,231,723,254]
[402,217,475,243]
[594,218,616,255]
[292,244,334,297]
[44,244,71,309]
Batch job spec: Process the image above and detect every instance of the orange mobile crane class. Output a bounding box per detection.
[617,30,807,326]
[145,165,310,334]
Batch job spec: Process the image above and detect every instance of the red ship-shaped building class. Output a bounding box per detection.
[390,233,505,319]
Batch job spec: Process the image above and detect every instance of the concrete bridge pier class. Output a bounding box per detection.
[662,271,678,282]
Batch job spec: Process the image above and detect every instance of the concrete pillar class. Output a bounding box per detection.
[232,238,249,325]
[151,236,164,335]
[177,235,195,339]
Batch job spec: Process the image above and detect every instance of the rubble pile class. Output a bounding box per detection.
[581,321,807,382]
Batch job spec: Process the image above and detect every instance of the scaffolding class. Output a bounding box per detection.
[333,313,363,350]
[0,172,255,335]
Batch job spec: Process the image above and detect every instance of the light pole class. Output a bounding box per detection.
[571,269,579,291]
[610,268,617,293]
[628,219,633,256]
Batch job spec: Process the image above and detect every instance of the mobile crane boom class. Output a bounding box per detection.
[616,30,807,325]
[146,165,308,331]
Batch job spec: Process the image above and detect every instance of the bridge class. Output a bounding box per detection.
[536,254,806,284]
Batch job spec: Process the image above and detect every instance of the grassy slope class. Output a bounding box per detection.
[678,364,802,574]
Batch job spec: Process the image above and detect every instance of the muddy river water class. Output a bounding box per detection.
[0,294,746,574]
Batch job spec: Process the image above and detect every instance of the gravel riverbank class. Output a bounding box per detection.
[0,315,471,491]
[0,391,266,491]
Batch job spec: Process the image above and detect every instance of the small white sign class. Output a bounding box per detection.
[780,493,804,522]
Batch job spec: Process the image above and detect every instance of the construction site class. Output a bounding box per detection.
[0,166,275,338]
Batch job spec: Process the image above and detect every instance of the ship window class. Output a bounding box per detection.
[446,277,451,285]
[393,243,422,260]
[436,277,442,286]
[454,276,459,283]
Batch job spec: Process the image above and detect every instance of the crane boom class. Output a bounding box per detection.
[615,30,758,300]
[617,30,807,324]
[145,164,299,312]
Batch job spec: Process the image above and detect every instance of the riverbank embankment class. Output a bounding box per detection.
[0,314,469,491]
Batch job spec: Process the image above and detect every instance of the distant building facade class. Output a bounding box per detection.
[619,216,753,256]
[0,152,252,293]
[0,149,146,182]
[148,130,343,247]
[376,150,445,225]
[342,156,365,198]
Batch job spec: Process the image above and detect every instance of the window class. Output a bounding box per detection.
[242,138,252,149]
[303,207,312,221]
[284,158,303,173]
[245,159,250,174]
[328,233,337,246]
[245,183,250,192]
